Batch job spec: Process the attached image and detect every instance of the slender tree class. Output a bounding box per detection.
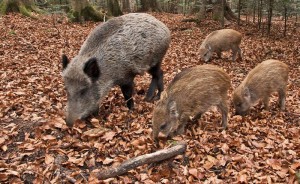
[267,0,273,35]
[237,0,241,25]
[107,0,123,16]
[139,0,160,12]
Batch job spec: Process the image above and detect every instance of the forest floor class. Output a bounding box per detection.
[0,13,299,183]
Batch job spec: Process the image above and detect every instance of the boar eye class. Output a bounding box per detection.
[79,88,87,96]
[160,124,167,130]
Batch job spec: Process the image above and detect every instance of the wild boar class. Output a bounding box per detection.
[62,13,171,126]
[233,59,289,116]
[199,29,242,62]
[152,65,231,141]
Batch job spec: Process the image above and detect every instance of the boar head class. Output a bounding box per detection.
[199,45,212,62]
[152,100,182,142]
[233,86,251,116]
[62,55,101,126]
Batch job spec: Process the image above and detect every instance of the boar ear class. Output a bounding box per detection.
[205,44,211,51]
[243,87,251,99]
[62,54,69,70]
[169,101,179,118]
[83,57,101,80]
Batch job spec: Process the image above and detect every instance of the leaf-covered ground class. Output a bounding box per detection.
[0,13,299,183]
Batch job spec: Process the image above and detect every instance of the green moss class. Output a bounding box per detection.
[68,5,103,22]
[81,5,103,22]
[0,1,8,15]
[19,4,31,17]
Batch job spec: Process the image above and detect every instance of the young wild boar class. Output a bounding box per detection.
[233,59,289,116]
[199,29,242,62]
[152,65,231,141]
[62,13,171,126]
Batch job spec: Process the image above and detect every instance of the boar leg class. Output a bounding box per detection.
[217,51,222,58]
[263,97,270,110]
[218,101,228,129]
[145,64,164,101]
[237,47,242,60]
[120,81,134,109]
[278,89,286,110]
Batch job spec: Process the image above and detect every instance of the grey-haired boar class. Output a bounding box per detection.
[152,65,231,141]
[199,29,242,62]
[233,59,289,116]
[62,13,171,126]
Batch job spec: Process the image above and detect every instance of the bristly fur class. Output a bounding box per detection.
[233,59,289,115]
[199,29,242,62]
[152,65,231,141]
[62,13,171,126]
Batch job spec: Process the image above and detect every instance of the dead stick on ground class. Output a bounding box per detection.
[97,142,187,180]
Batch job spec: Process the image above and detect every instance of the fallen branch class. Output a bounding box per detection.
[97,142,187,180]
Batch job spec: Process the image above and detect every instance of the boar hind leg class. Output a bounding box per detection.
[145,64,164,102]
[278,89,286,110]
[121,81,134,109]
[218,101,228,129]
[237,47,242,60]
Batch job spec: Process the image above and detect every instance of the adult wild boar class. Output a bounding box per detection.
[199,29,242,62]
[233,59,289,116]
[152,65,231,141]
[62,13,171,126]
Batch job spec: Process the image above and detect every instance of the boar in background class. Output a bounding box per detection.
[199,29,242,62]
[62,13,171,126]
[152,65,231,141]
[233,59,289,116]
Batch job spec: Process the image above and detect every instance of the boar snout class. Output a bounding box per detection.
[234,110,248,116]
[66,109,98,127]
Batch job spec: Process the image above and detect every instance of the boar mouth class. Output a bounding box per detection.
[80,109,99,120]
[235,111,248,116]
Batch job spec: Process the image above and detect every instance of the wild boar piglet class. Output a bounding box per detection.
[152,65,231,141]
[199,29,242,62]
[233,59,289,116]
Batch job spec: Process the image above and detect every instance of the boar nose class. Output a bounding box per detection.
[158,132,167,139]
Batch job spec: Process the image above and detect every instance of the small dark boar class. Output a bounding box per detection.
[233,59,289,115]
[199,29,242,62]
[62,13,171,126]
[152,65,231,141]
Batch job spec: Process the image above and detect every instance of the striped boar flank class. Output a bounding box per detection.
[152,65,231,141]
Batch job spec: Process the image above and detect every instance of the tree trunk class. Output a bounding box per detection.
[212,0,237,23]
[69,0,103,22]
[197,0,206,21]
[121,0,131,12]
[0,0,41,17]
[139,0,160,12]
[258,0,262,29]
[221,0,225,27]
[267,0,273,35]
[237,0,241,25]
[107,0,123,16]
[284,4,287,37]
[252,0,256,23]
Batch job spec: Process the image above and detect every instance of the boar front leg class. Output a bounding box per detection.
[263,96,270,110]
[218,101,228,129]
[121,81,134,109]
[278,89,286,110]
[145,64,164,101]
